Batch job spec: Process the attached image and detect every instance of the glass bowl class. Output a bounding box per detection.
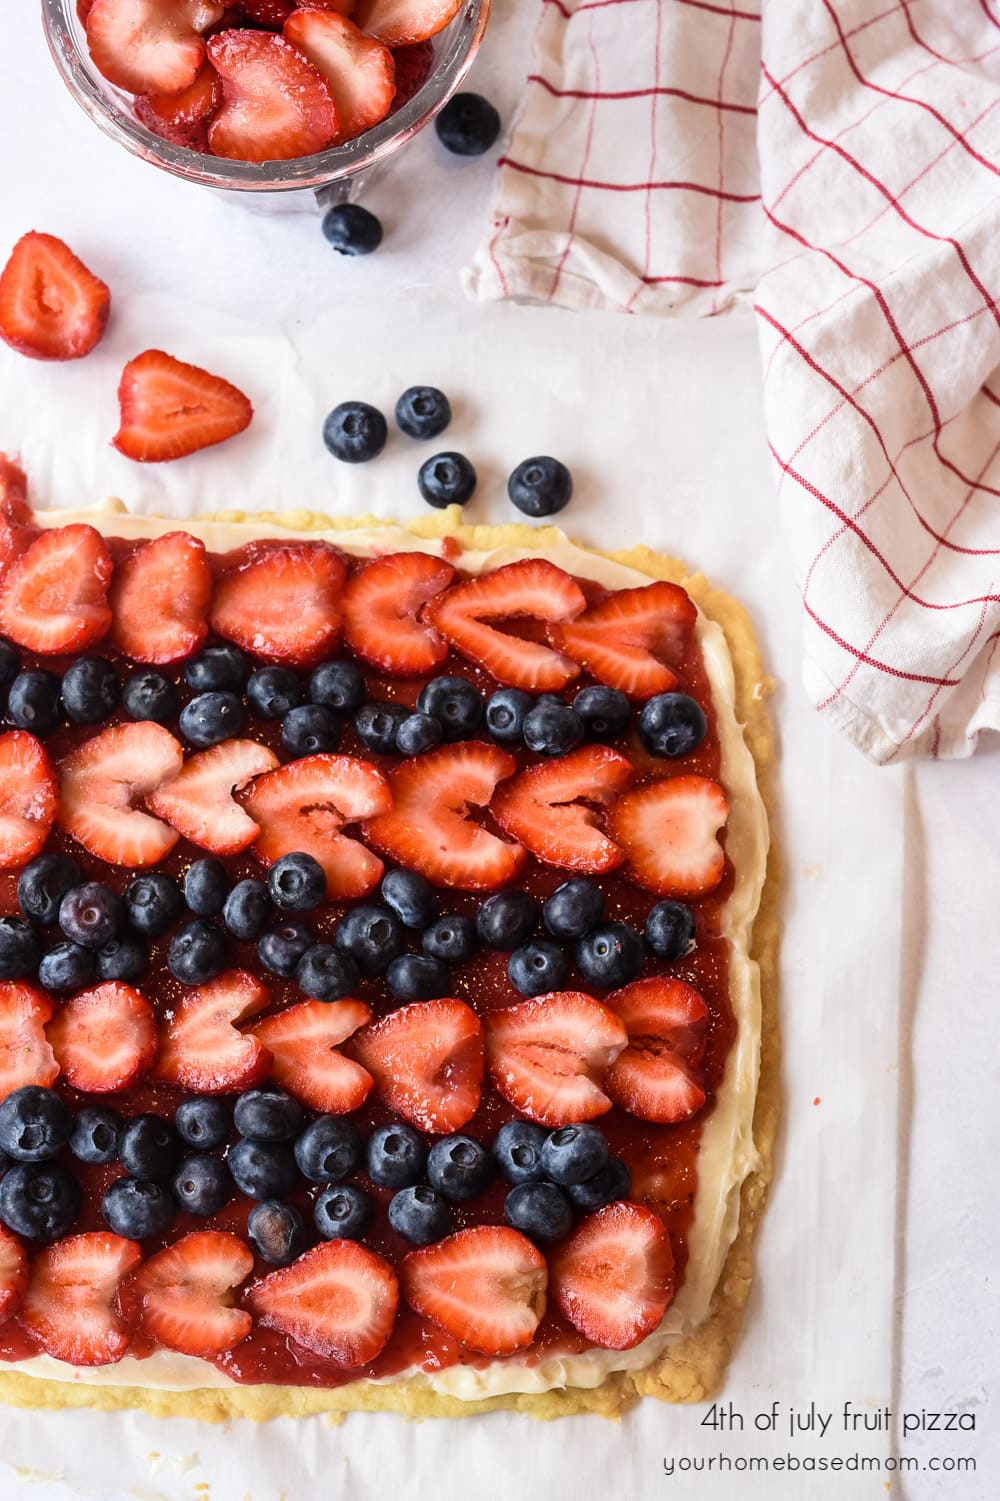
[41,0,493,207]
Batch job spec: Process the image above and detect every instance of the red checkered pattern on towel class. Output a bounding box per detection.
[466,0,1000,762]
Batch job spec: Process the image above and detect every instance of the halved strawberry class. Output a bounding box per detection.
[146,739,279,855]
[108,530,213,664]
[0,453,30,521]
[246,1239,398,1366]
[390,39,433,106]
[422,559,586,692]
[550,1202,674,1350]
[77,0,96,21]
[47,982,158,1095]
[207,30,339,162]
[0,732,58,871]
[0,233,110,362]
[284,9,395,143]
[362,741,523,891]
[210,542,346,667]
[154,970,272,1093]
[59,722,183,867]
[134,63,222,149]
[547,581,697,699]
[0,984,59,1095]
[20,1233,142,1366]
[250,999,372,1112]
[484,992,627,1128]
[347,998,482,1132]
[86,0,223,94]
[237,754,390,900]
[490,745,631,873]
[606,775,728,897]
[119,1231,252,1357]
[341,551,454,676]
[604,977,708,1124]
[0,524,112,654]
[113,350,253,464]
[0,1227,28,1325]
[354,0,461,48]
[401,1226,546,1356]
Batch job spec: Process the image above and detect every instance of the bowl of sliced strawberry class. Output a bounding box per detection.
[42,0,492,198]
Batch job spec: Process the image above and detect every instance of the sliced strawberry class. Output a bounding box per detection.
[347,998,482,1133]
[207,30,339,162]
[134,63,222,149]
[0,984,59,1096]
[490,745,631,873]
[154,970,272,1093]
[354,0,461,48]
[390,39,433,106]
[0,1227,28,1325]
[284,9,395,143]
[551,1201,674,1350]
[20,1233,142,1366]
[238,0,294,26]
[604,978,708,1124]
[547,581,697,699]
[484,992,627,1128]
[108,530,213,664]
[0,232,110,362]
[246,1239,398,1366]
[237,754,390,900]
[401,1226,546,1357]
[362,742,523,891]
[120,1231,252,1357]
[77,0,96,21]
[86,0,223,95]
[146,739,279,855]
[113,350,253,464]
[47,982,158,1095]
[422,559,585,692]
[0,524,112,654]
[250,999,372,1113]
[210,541,346,667]
[0,453,31,522]
[606,775,728,898]
[0,733,58,872]
[341,551,454,676]
[58,722,183,867]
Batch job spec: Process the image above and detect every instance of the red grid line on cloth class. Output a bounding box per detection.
[543,0,761,17]
[526,76,757,114]
[547,14,602,302]
[886,605,994,762]
[637,0,665,295]
[976,0,1000,35]
[711,11,739,309]
[759,3,899,103]
[496,159,762,200]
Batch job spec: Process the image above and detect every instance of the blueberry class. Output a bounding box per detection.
[417,452,477,508]
[267,852,326,913]
[175,1096,232,1151]
[388,1184,453,1245]
[573,685,630,741]
[494,1121,548,1185]
[168,921,227,985]
[394,711,442,756]
[282,703,340,757]
[508,940,568,997]
[315,1184,373,1241]
[435,91,501,156]
[6,670,61,733]
[323,401,388,463]
[179,691,243,749]
[1,1163,80,1242]
[95,935,147,983]
[119,1115,182,1179]
[59,883,123,950]
[354,700,409,755]
[380,868,437,929]
[426,1135,494,1203]
[566,1156,631,1212]
[234,1086,304,1144]
[121,670,179,724]
[101,1177,173,1240]
[484,687,533,745]
[227,1139,297,1200]
[294,1116,363,1183]
[171,1154,230,1216]
[124,872,183,938]
[309,659,365,713]
[0,1150,9,1179]
[385,953,452,1002]
[296,944,359,1003]
[247,1200,308,1265]
[38,941,96,993]
[476,890,538,950]
[223,880,271,942]
[522,699,584,757]
[321,203,383,256]
[184,646,246,694]
[576,922,644,989]
[542,878,604,941]
[503,1181,573,1242]
[395,386,452,440]
[540,1124,609,1185]
[416,676,482,740]
[335,903,403,977]
[247,666,302,720]
[367,1123,426,1189]
[0,917,41,979]
[183,858,229,918]
[645,900,696,961]
[638,692,707,758]
[258,921,314,978]
[60,657,119,724]
[70,1106,122,1165]
[0,1087,73,1162]
[422,914,476,965]
[17,854,82,927]
[507,456,573,518]
[0,637,19,685]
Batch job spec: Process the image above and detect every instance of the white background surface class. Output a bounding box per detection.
[0,4,995,1499]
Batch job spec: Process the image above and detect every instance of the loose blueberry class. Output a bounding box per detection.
[566,1156,632,1212]
[247,666,302,720]
[96,935,147,983]
[69,1106,122,1165]
[171,1154,230,1217]
[645,900,696,961]
[295,944,359,1003]
[435,91,501,156]
[179,691,243,749]
[417,451,477,508]
[422,914,476,965]
[335,903,403,977]
[322,202,383,256]
[394,711,442,756]
[507,456,573,518]
[223,879,271,942]
[294,1116,363,1184]
[522,699,584,757]
[494,1121,548,1185]
[0,1086,73,1162]
[416,675,482,740]
[258,921,314,978]
[227,1139,297,1200]
[540,1124,609,1186]
[309,659,365,713]
[38,941,95,993]
[354,700,409,755]
[638,693,708,759]
[17,854,82,928]
[395,385,451,440]
[183,858,229,918]
[503,1181,573,1242]
[542,878,604,941]
[476,890,538,950]
[576,921,644,989]
[0,637,19,685]
[124,872,184,938]
[367,1122,426,1189]
[508,939,568,997]
[385,953,452,1002]
[247,1200,307,1266]
[573,685,630,741]
[389,1184,453,1245]
[0,917,41,979]
[60,657,119,724]
[234,1086,304,1144]
[484,687,533,745]
[175,1096,232,1151]
[184,646,246,694]
[6,670,61,733]
[1,1163,80,1242]
[118,1115,182,1180]
[282,703,340,757]
[314,1184,373,1241]
[101,1177,172,1240]
[167,921,227,985]
[380,868,437,929]
[323,401,388,463]
[58,883,123,950]
[426,1135,495,1203]
[121,670,179,724]
[267,852,326,914]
